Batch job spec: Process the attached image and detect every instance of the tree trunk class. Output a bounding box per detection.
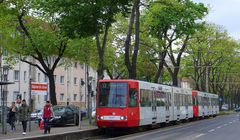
[96,22,109,80]
[172,69,179,86]
[154,59,164,83]
[219,90,224,111]
[48,71,57,105]
[124,1,136,79]
[154,66,162,83]
[130,0,140,79]
[97,56,104,80]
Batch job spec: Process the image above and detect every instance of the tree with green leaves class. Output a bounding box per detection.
[36,0,131,80]
[181,24,240,109]
[0,0,72,105]
[144,0,208,86]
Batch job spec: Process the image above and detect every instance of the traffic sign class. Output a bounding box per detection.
[31,83,48,95]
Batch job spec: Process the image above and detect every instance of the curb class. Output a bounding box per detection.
[5,128,103,140]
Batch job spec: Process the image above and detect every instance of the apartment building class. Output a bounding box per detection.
[1,56,98,110]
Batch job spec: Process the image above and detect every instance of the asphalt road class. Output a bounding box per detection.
[113,113,240,140]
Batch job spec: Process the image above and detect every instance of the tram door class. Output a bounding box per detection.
[152,87,157,124]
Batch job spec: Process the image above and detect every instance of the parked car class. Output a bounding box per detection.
[31,109,42,120]
[221,106,228,111]
[0,106,10,123]
[80,108,87,120]
[235,107,240,112]
[91,108,96,118]
[49,105,80,126]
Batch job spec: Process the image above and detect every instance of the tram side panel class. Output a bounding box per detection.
[155,88,168,123]
[139,82,155,126]
[192,90,199,118]
[139,82,171,125]
[127,81,140,127]
[182,88,193,119]
[173,87,181,121]
[198,92,206,117]
[213,94,219,115]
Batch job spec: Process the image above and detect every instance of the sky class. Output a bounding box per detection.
[193,0,240,40]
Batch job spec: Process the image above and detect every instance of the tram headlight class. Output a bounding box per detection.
[120,116,127,120]
[100,116,104,120]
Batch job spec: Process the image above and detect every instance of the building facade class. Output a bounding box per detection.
[1,56,98,110]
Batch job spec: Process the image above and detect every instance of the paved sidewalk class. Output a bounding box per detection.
[0,120,97,140]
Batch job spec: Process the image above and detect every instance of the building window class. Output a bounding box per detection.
[14,70,20,81]
[38,73,41,82]
[80,64,84,69]
[44,75,48,82]
[13,91,19,101]
[74,94,77,101]
[60,76,64,84]
[80,78,84,86]
[23,92,26,99]
[24,71,27,81]
[60,93,64,101]
[74,62,78,68]
[44,95,48,101]
[74,77,77,85]
[80,95,83,101]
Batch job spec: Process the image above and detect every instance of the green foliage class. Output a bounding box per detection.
[34,0,131,38]
[67,37,98,68]
[141,0,208,85]
[145,0,208,38]
[0,0,68,59]
[181,24,240,92]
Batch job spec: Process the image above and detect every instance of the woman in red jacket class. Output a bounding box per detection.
[42,101,53,134]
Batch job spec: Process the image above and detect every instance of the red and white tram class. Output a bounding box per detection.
[96,79,219,128]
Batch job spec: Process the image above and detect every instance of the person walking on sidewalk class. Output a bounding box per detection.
[8,102,18,132]
[18,99,30,135]
[42,101,53,134]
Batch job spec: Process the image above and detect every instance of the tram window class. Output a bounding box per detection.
[189,95,192,106]
[140,89,152,107]
[177,94,180,106]
[180,95,183,106]
[174,94,176,105]
[192,96,195,105]
[182,95,185,106]
[155,91,166,106]
[169,93,171,106]
[185,95,188,106]
[129,88,137,107]
[198,97,201,106]
[192,96,198,106]
[99,82,128,107]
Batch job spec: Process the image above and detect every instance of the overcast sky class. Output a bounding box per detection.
[193,0,240,40]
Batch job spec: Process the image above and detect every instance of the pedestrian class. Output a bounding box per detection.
[42,101,53,134]
[18,99,30,135]
[8,102,18,132]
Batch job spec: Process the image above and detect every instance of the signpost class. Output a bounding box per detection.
[31,83,48,95]
[29,82,48,132]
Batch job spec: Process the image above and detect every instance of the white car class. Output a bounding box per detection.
[31,109,42,120]
[91,108,96,118]
[31,109,43,121]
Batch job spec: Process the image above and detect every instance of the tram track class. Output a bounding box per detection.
[79,114,234,140]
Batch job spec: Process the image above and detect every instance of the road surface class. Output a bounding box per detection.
[113,114,240,140]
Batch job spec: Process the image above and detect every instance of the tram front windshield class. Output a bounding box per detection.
[99,82,128,108]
